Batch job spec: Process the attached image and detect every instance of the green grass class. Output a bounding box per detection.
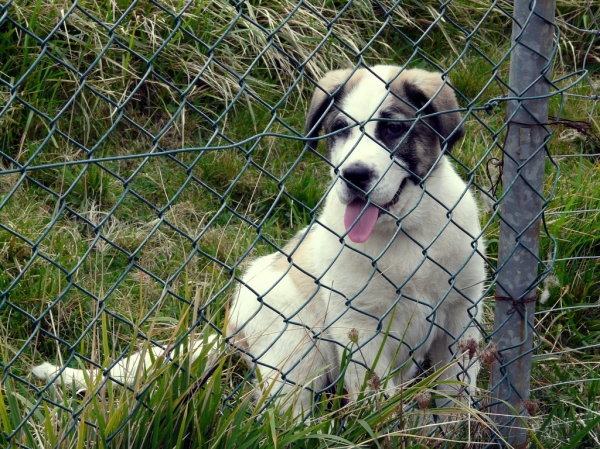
[1,0,599,447]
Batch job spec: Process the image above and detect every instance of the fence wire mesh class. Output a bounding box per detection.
[0,0,598,447]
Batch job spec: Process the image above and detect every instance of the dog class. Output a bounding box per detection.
[33,65,485,416]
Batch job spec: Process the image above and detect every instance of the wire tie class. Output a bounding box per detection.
[494,294,537,314]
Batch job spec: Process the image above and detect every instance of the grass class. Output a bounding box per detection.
[0,0,599,447]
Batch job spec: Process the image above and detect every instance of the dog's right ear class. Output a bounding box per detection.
[305,69,352,150]
[395,69,465,153]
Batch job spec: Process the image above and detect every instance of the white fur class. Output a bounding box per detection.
[33,66,485,416]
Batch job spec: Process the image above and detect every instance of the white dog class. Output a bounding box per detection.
[34,65,485,415]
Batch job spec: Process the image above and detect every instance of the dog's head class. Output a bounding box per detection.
[305,65,465,243]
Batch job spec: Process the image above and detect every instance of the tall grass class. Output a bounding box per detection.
[0,0,599,447]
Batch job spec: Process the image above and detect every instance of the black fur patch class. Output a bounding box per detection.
[305,85,348,150]
[401,81,465,153]
[374,107,439,180]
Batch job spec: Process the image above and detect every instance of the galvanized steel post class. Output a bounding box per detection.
[491,0,556,446]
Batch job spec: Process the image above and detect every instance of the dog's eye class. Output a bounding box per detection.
[384,122,405,138]
[330,120,348,135]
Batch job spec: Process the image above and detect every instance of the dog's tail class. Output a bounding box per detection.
[32,334,221,390]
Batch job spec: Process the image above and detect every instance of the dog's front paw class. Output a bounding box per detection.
[32,362,60,380]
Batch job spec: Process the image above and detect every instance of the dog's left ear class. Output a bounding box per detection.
[398,69,465,153]
[305,69,353,150]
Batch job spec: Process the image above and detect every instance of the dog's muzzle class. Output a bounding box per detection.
[341,164,408,243]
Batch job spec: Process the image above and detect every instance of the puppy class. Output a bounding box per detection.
[228,65,485,413]
[33,65,485,416]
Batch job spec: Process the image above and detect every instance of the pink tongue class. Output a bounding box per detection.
[344,199,379,243]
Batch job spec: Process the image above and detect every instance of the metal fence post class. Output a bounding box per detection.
[490,0,556,446]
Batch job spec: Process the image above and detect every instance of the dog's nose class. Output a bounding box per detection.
[342,164,374,191]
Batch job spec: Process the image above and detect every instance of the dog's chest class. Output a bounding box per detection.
[316,231,448,308]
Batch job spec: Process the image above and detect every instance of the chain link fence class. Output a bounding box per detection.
[1,0,599,447]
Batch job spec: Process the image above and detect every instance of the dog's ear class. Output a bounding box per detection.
[305,69,352,150]
[397,69,465,153]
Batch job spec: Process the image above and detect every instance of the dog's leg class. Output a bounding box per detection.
[247,341,334,417]
[231,316,334,416]
[334,330,416,403]
[426,323,481,410]
[229,252,336,417]
[32,334,219,389]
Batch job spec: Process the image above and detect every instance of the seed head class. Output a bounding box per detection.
[459,338,478,360]
[479,345,499,365]
[368,372,380,391]
[416,391,431,410]
[523,399,539,416]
